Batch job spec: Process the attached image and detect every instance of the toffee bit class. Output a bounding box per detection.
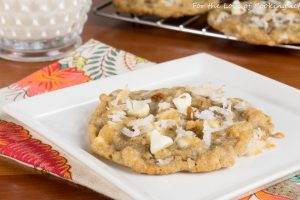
[151,92,164,102]
[265,143,276,149]
[272,132,285,138]
[187,106,194,119]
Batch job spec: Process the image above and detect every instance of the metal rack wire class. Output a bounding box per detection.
[94,0,300,50]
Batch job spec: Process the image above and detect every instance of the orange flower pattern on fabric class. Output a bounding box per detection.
[15,62,90,97]
[241,191,292,200]
[0,120,72,179]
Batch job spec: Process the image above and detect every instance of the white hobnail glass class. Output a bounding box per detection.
[0,0,92,62]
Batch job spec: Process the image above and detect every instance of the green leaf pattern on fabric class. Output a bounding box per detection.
[291,175,300,184]
[58,40,151,80]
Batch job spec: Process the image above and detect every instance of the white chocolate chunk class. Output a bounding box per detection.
[231,0,246,15]
[172,93,192,114]
[250,3,266,15]
[195,109,216,120]
[126,99,151,117]
[150,129,173,154]
[175,127,196,148]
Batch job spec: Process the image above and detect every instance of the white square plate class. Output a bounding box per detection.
[3,53,300,200]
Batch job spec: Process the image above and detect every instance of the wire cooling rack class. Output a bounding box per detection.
[94,0,300,50]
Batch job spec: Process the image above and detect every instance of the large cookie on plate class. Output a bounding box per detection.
[89,85,276,174]
[208,0,300,45]
[112,0,219,18]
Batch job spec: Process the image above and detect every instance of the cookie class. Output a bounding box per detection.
[89,85,277,174]
[208,0,300,45]
[112,0,219,18]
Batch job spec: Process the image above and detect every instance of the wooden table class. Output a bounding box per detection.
[0,0,299,199]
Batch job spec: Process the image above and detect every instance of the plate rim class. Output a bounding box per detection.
[2,53,300,200]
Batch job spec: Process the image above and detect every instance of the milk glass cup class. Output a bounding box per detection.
[0,0,92,62]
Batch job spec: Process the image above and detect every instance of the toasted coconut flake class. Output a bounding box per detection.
[111,90,130,106]
[121,127,141,138]
[108,111,126,122]
[129,114,155,134]
[189,83,226,105]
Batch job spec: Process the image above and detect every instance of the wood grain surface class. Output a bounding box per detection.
[0,0,299,199]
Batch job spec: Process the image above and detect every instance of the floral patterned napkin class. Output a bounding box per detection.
[0,39,150,104]
[0,39,299,200]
